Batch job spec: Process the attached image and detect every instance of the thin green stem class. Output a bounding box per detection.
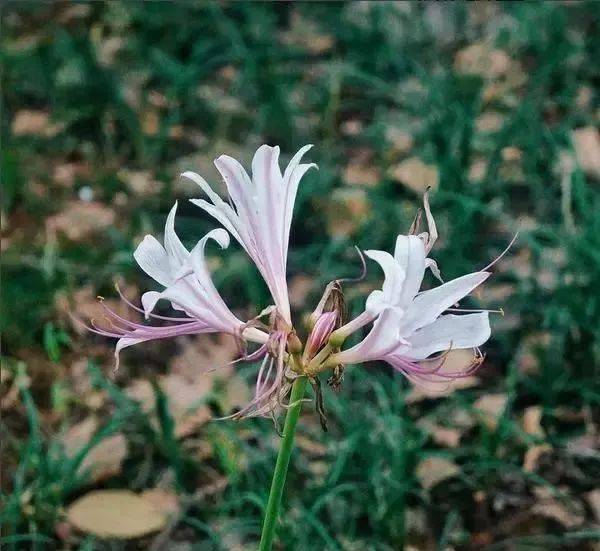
[259,376,308,551]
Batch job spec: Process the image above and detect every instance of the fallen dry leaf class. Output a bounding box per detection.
[584,489,600,522]
[12,110,63,137]
[79,434,127,482]
[572,126,600,180]
[140,488,180,517]
[46,201,115,241]
[53,162,91,188]
[389,157,439,193]
[126,373,213,438]
[523,444,551,473]
[454,42,511,79]
[416,456,459,490]
[218,376,251,415]
[142,108,160,136]
[417,419,461,448]
[531,490,585,529]
[469,159,488,182]
[66,490,167,539]
[340,119,363,137]
[296,435,327,456]
[522,406,544,437]
[343,162,380,187]
[119,169,162,195]
[385,128,414,155]
[475,111,505,133]
[61,417,127,483]
[473,393,508,429]
[326,188,370,238]
[170,335,239,379]
[280,11,335,54]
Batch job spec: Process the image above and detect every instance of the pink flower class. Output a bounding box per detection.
[182,144,316,324]
[328,279,491,391]
[326,195,493,392]
[84,202,267,367]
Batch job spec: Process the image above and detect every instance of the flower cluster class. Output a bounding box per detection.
[87,145,498,420]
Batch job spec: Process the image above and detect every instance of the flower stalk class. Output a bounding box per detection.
[259,375,308,551]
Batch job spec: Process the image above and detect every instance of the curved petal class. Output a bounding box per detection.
[188,228,242,332]
[188,145,315,324]
[214,154,257,232]
[364,249,406,308]
[164,202,189,267]
[141,290,162,317]
[189,228,230,287]
[133,235,171,287]
[282,144,316,253]
[404,312,491,360]
[365,289,386,316]
[189,198,243,244]
[401,271,490,333]
[393,235,426,305]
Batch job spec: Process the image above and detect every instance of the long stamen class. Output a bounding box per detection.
[445,307,504,315]
[115,284,196,323]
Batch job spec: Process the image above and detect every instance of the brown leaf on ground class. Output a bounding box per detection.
[126,372,213,438]
[523,444,552,473]
[53,162,91,188]
[454,42,511,79]
[66,490,167,539]
[79,434,127,482]
[1,367,31,412]
[417,419,462,448]
[416,456,459,490]
[12,110,63,137]
[170,335,239,379]
[584,489,600,522]
[531,488,585,529]
[140,489,180,517]
[160,375,212,437]
[340,119,363,137]
[501,146,523,162]
[469,158,488,182]
[343,162,380,187]
[326,188,370,238]
[119,169,163,195]
[389,157,439,193]
[61,417,127,483]
[46,201,115,241]
[142,108,160,136]
[475,111,505,133]
[473,393,507,429]
[296,435,328,456]
[218,376,251,416]
[280,12,335,54]
[566,433,600,458]
[572,126,600,180]
[385,128,414,156]
[522,406,544,437]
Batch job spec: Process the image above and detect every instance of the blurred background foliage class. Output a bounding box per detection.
[1,2,600,549]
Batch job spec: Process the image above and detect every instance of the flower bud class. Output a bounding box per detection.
[305,311,337,360]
